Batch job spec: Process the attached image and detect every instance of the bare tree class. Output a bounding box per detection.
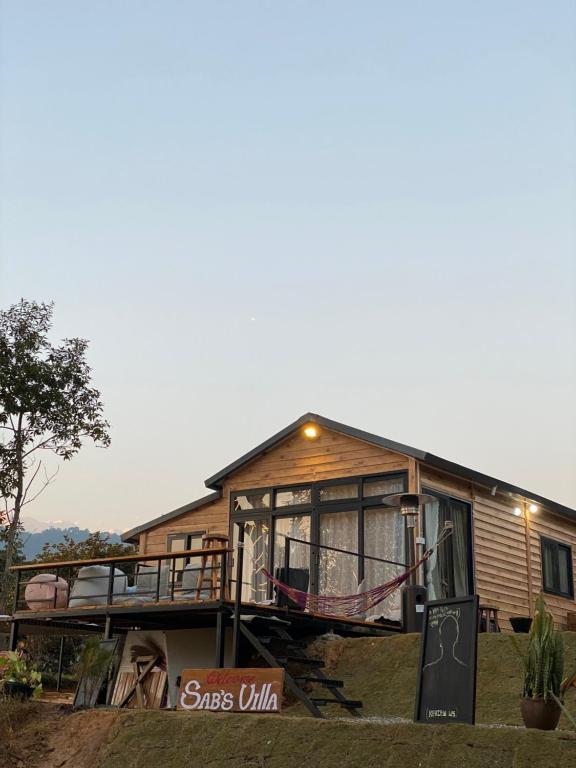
[0,300,110,611]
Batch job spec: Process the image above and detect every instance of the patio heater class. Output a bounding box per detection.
[383,492,437,632]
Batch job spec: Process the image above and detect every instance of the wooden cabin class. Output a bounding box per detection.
[8,413,576,713]
[120,412,576,631]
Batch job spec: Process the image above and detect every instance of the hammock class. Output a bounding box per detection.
[262,524,452,618]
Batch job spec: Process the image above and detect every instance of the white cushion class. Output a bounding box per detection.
[135,563,170,598]
[25,573,69,610]
[69,565,128,607]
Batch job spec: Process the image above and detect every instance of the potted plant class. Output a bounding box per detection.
[515,594,570,730]
[0,652,43,700]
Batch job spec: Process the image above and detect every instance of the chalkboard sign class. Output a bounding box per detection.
[414,595,479,724]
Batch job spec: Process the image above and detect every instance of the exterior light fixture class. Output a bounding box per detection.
[303,424,319,439]
[513,507,523,517]
[529,503,539,514]
[382,492,437,529]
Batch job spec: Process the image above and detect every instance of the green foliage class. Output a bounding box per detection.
[519,594,564,701]
[0,299,111,608]
[74,637,114,708]
[0,652,43,697]
[36,530,133,563]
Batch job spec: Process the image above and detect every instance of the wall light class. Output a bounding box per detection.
[303,424,319,440]
[513,507,523,517]
[529,503,539,514]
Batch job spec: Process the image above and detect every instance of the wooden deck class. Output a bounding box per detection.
[13,597,400,637]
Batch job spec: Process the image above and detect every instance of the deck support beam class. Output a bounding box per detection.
[215,608,226,668]
[232,522,245,667]
[104,615,113,640]
[8,620,19,651]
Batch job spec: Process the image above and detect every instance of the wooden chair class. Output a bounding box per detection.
[195,534,230,600]
[479,604,501,633]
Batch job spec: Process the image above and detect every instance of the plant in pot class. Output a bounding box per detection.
[0,652,43,700]
[515,594,572,730]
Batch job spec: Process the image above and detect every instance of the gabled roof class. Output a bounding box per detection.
[123,412,576,541]
[122,491,221,543]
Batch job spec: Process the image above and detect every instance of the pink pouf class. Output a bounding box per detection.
[24,573,69,610]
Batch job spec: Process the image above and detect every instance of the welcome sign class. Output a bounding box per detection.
[177,668,285,713]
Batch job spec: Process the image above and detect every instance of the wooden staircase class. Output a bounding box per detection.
[237,616,362,719]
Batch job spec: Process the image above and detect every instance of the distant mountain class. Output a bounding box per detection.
[20,525,124,561]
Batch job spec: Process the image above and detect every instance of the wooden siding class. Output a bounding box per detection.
[420,464,576,629]
[528,509,576,628]
[136,428,576,630]
[140,427,410,554]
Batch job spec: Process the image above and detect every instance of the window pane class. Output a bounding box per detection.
[275,488,312,507]
[273,515,311,584]
[542,541,555,592]
[319,483,358,502]
[232,519,270,603]
[558,547,571,595]
[364,507,405,622]
[233,492,271,511]
[363,476,406,498]
[319,510,359,596]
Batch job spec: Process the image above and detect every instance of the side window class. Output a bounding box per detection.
[541,537,574,599]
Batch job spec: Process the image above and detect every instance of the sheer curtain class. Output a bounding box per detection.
[319,511,359,596]
[424,497,470,600]
[364,506,405,621]
[233,520,270,603]
[273,515,311,575]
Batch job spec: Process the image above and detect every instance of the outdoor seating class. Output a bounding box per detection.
[69,564,128,607]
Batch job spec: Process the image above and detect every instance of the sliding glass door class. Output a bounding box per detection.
[423,491,473,600]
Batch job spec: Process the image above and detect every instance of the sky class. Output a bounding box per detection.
[0,1,575,532]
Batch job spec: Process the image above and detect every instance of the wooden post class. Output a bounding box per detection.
[56,636,65,692]
[8,620,18,651]
[104,615,113,641]
[524,502,534,616]
[232,522,245,668]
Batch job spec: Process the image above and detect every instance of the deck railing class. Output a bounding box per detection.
[10,547,232,614]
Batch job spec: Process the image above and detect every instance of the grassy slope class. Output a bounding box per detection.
[99,710,576,768]
[300,632,576,726]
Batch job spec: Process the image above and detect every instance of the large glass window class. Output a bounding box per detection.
[364,507,405,620]
[233,492,271,511]
[233,519,270,603]
[541,537,573,598]
[319,483,359,502]
[231,472,408,609]
[275,488,312,507]
[319,510,359,596]
[273,515,311,589]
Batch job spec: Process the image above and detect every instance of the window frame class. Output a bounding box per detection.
[540,536,574,599]
[229,471,408,596]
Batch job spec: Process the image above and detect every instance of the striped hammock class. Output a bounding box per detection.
[262,524,452,618]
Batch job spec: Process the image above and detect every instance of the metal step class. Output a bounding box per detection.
[310,698,363,709]
[294,676,344,688]
[277,655,325,667]
[258,636,307,648]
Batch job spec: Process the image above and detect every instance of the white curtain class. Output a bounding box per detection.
[364,507,405,621]
[273,516,311,574]
[424,501,442,600]
[233,520,270,603]
[319,511,359,596]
